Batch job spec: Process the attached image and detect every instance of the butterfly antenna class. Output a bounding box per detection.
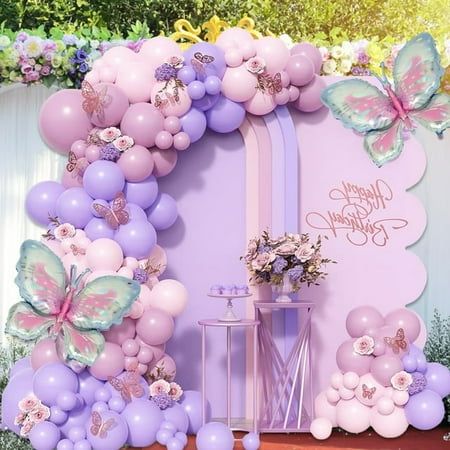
[74,268,92,288]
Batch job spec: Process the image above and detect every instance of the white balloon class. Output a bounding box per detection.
[148,279,188,317]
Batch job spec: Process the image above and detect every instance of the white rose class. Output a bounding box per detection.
[339,58,353,74]
[341,41,354,59]
[322,59,337,75]
[331,46,343,59]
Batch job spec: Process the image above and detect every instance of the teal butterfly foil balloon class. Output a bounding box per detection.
[321,33,450,166]
[6,240,140,366]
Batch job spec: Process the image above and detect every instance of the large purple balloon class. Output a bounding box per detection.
[114,219,156,259]
[192,93,220,112]
[206,96,245,133]
[33,363,79,406]
[10,356,31,378]
[29,421,61,450]
[404,389,445,430]
[179,391,211,435]
[59,404,91,437]
[55,187,93,228]
[121,398,163,446]
[39,89,93,155]
[180,107,207,142]
[425,362,450,398]
[83,160,125,200]
[84,217,115,240]
[127,203,148,221]
[196,422,234,450]
[184,43,226,79]
[345,306,384,338]
[124,176,159,210]
[26,181,65,226]
[78,371,105,406]
[336,339,374,375]
[89,83,129,128]
[86,410,128,449]
[146,193,178,231]
[163,403,189,433]
[370,355,403,386]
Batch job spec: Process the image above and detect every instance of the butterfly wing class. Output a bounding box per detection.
[66,151,77,172]
[363,118,404,166]
[409,93,450,135]
[5,302,55,341]
[15,240,66,315]
[90,411,101,436]
[67,276,140,331]
[93,203,119,229]
[99,418,117,438]
[393,33,443,111]
[125,371,145,399]
[321,79,398,133]
[111,193,130,225]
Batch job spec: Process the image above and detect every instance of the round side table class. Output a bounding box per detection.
[198,319,259,433]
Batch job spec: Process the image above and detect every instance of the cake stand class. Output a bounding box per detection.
[208,293,252,322]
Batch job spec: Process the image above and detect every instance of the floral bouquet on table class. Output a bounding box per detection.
[242,231,333,302]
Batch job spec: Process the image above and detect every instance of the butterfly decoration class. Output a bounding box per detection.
[321,33,450,166]
[5,240,140,365]
[384,328,408,354]
[70,244,86,256]
[257,72,283,96]
[191,52,215,76]
[108,369,145,402]
[81,80,112,125]
[90,411,117,438]
[362,384,376,400]
[154,91,180,110]
[66,151,89,181]
[93,192,130,230]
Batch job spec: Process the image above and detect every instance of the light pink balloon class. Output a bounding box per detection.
[336,339,374,375]
[120,103,165,148]
[128,300,144,320]
[123,257,139,270]
[88,83,129,128]
[370,355,403,386]
[286,54,315,86]
[392,389,409,406]
[103,317,136,345]
[137,346,153,365]
[314,392,337,427]
[138,285,152,309]
[274,88,290,105]
[330,371,344,389]
[291,42,323,74]
[85,144,101,162]
[98,66,117,83]
[139,37,182,66]
[41,238,65,258]
[173,132,190,151]
[124,356,139,371]
[122,338,140,357]
[241,42,257,60]
[336,398,371,433]
[346,306,385,338]
[31,338,60,370]
[370,405,409,438]
[294,75,326,112]
[155,130,174,150]
[102,46,138,69]
[85,71,100,84]
[376,396,395,415]
[343,372,360,390]
[62,253,88,278]
[255,36,290,73]
[134,342,166,362]
[149,354,176,381]
[148,279,188,317]
[245,90,277,115]
[384,308,421,342]
[93,59,106,71]
[355,373,386,406]
[86,238,124,271]
[71,140,88,157]
[288,85,300,102]
[85,270,117,283]
[117,267,133,278]
[164,116,181,134]
[39,89,93,155]
[136,307,174,346]
[221,66,258,102]
[117,145,154,182]
[115,62,155,104]
[89,342,125,380]
[338,386,355,400]
[145,245,167,277]
[224,49,243,67]
[151,148,178,177]
[310,417,332,440]
[216,27,254,52]
[150,81,192,117]
[325,387,340,404]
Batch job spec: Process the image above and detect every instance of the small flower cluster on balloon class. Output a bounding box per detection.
[310,306,450,440]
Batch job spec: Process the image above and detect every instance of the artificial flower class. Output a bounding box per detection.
[113,135,134,152]
[152,393,173,410]
[155,63,178,82]
[149,379,171,397]
[100,143,121,161]
[251,252,273,271]
[169,382,183,401]
[276,243,297,256]
[391,370,413,391]
[246,56,266,74]
[99,127,121,142]
[54,223,76,241]
[23,37,42,58]
[18,394,39,412]
[28,405,50,423]
[330,45,344,59]
[353,335,375,355]
[322,59,337,75]
[295,244,315,262]
[20,420,33,437]
[339,58,353,74]
[408,372,427,395]
[166,55,184,68]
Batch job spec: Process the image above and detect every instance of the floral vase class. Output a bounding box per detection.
[273,273,293,303]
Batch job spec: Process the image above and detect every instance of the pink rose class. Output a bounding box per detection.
[54,223,76,241]
[99,127,121,142]
[246,56,266,74]
[391,371,413,391]
[276,243,297,256]
[252,252,274,271]
[295,244,315,262]
[169,382,183,401]
[353,335,375,355]
[149,379,171,397]
[18,394,39,412]
[166,55,184,68]
[14,412,26,425]
[29,405,50,423]
[20,420,34,437]
[113,135,134,152]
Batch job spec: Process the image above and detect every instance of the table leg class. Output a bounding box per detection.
[253,324,258,433]
[227,326,231,428]
[202,325,206,426]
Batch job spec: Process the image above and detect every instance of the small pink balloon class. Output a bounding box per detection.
[315,392,337,427]
[255,36,290,73]
[124,356,139,371]
[164,116,181,134]
[85,71,100,84]
[103,318,136,345]
[115,62,155,104]
[274,88,290,105]
[355,373,386,406]
[216,27,254,51]
[139,37,182,66]
[225,49,243,67]
[99,66,117,83]
[117,267,133,278]
[151,148,178,177]
[288,85,300,102]
[88,83,129,128]
[370,355,403,386]
[139,284,152,309]
[241,41,256,60]
[310,417,332,440]
[155,130,174,150]
[286,54,315,86]
[336,398,371,434]
[221,66,258,102]
[136,308,174,346]
[376,396,395,415]
[137,346,154,364]
[325,387,340,404]
[85,145,101,163]
[102,46,138,69]
[392,389,409,406]
[122,339,140,357]
[336,339,374,375]
[86,238,124,271]
[245,89,277,115]
[128,300,144,320]
[123,257,139,270]
[343,372,360,390]
[294,74,326,112]
[71,140,88,158]
[150,82,192,118]
[89,342,125,381]
[338,386,355,400]
[330,372,344,389]
[370,405,409,438]
[384,308,421,342]
[173,132,190,151]
[138,363,148,375]
[291,42,323,74]
[31,338,60,370]
[117,145,154,182]
[279,71,290,88]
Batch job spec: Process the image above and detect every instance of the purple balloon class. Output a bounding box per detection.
[9,356,31,378]
[335,339,374,376]
[163,403,189,433]
[78,371,104,406]
[409,344,428,373]
[33,363,79,407]
[57,391,78,411]
[126,203,147,221]
[178,66,196,84]
[204,76,221,95]
[108,396,126,413]
[167,437,185,450]
[59,405,91,438]
[187,80,206,100]
[242,432,260,450]
[124,175,159,210]
[196,421,234,450]
[402,354,418,373]
[146,193,178,231]
[67,425,86,443]
[29,421,61,450]
[180,108,207,143]
[175,431,188,446]
[121,398,163,446]
[206,96,245,133]
[26,181,65,226]
[404,389,445,430]
[84,217,114,240]
[86,410,128,450]
[91,401,108,413]
[50,406,68,425]
[370,355,403,386]
[83,161,125,200]
[114,219,157,259]
[179,390,211,435]
[55,187,93,228]
[425,362,450,398]
[1,368,34,433]
[94,387,111,403]
[156,428,173,445]
[184,43,226,79]
[57,439,74,450]
[73,440,91,450]
[192,93,220,112]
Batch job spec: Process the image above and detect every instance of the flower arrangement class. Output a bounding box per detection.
[149,379,183,410]
[242,231,332,291]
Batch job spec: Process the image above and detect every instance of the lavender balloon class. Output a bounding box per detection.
[86,410,128,450]
[180,108,207,142]
[147,193,178,231]
[126,203,148,222]
[179,390,211,434]
[124,175,159,210]
[26,181,65,226]
[404,389,445,430]
[409,344,428,373]
[193,93,220,112]
[29,421,61,450]
[59,404,91,438]
[206,96,245,133]
[196,422,234,450]
[83,161,125,200]
[184,43,226,79]
[84,217,114,240]
[163,403,189,433]
[55,187,94,229]
[10,356,31,378]
[425,362,450,398]
[114,219,157,259]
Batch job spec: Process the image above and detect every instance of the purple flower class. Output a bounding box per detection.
[408,372,427,395]
[16,32,29,42]
[152,393,174,410]
[287,266,303,282]
[351,66,362,76]
[127,39,146,53]
[43,52,53,62]
[74,49,87,63]
[63,34,78,46]
[272,256,287,274]
[20,64,33,74]
[155,63,178,82]
[257,244,271,253]
[40,65,51,76]
[133,268,149,284]
[100,144,121,161]
[43,40,57,51]
[357,52,370,65]
[78,62,89,73]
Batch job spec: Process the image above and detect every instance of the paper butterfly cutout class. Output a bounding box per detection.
[191,52,215,76]
[90,411,117,438]
[66,151,89,181]
[5,240,140,365]
[70,244,85,256]
[362,384,376,400]
[384,328,408,354]
[81,81,112,124]
[93,192,130,230]
[321,33,450,166]
[108,369,145,402]
[154,91,179,110]
[258,72,283,95]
